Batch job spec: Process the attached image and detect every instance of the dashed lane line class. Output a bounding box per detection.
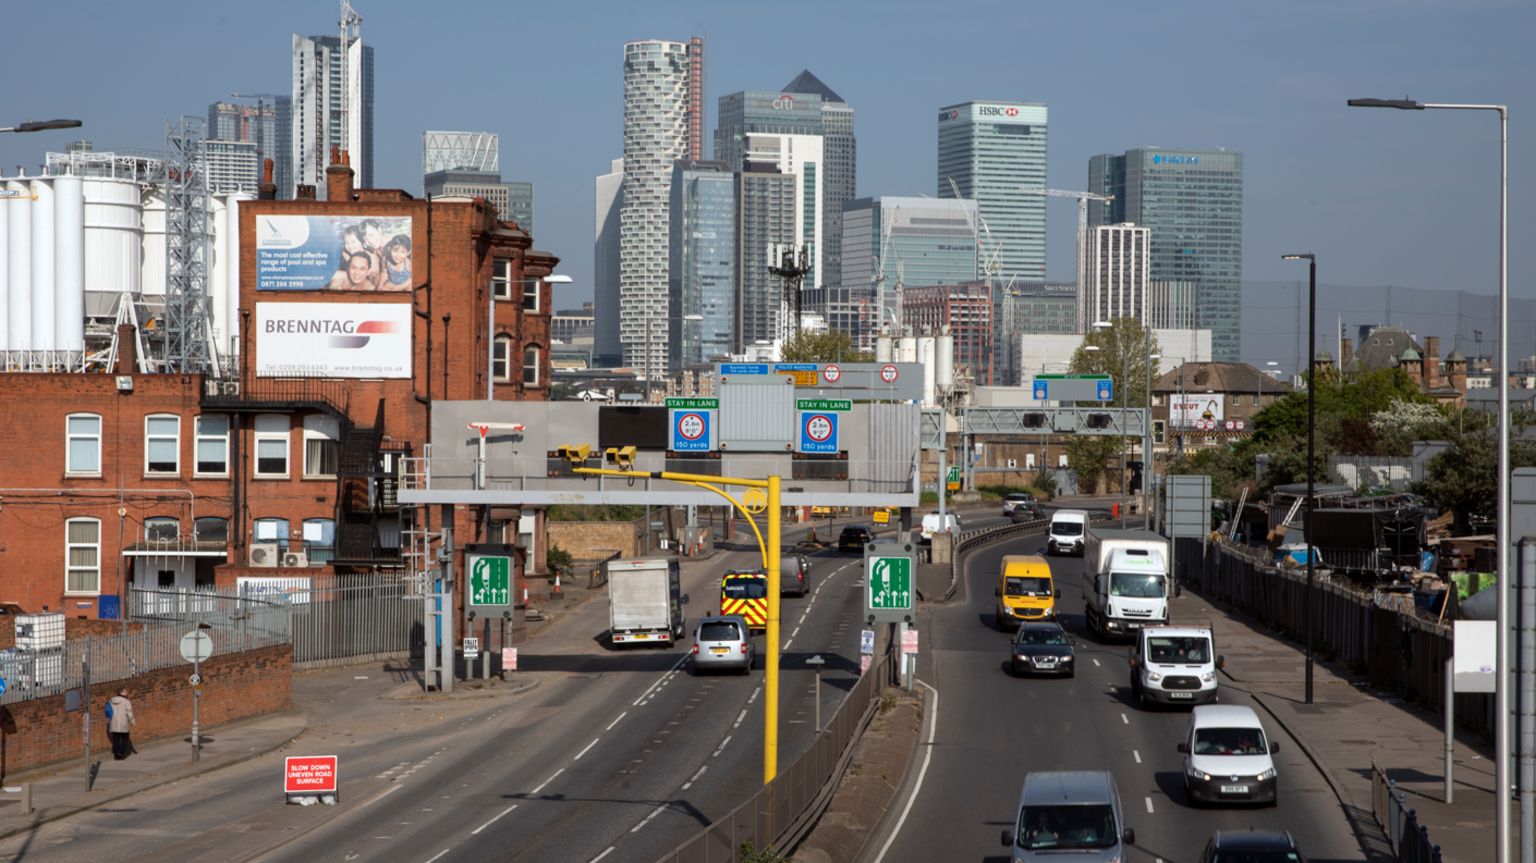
[713,735,732,758]
[605,711,628,731]
[1133,750,1142,764]
[630,803,669,833]
[529,768,564,796]
[574,737,601,760]
[424,851,450,863]
[1144,796,1155,813]
[471,804,518,835]
[1092,658,1101,667]
[1121,713,1129,725]
[589,848,616,863]
[633,655,690,706]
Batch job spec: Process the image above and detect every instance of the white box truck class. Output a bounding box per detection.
[1082,527,1172,638]
[606,556,687,647]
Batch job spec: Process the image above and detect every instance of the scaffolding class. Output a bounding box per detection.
[162,116,216,374]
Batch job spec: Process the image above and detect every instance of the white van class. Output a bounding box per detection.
[1176,705,1279,806]
[1130,625,1222,707]
[1047,510,1088,556]
[919,512,962,544]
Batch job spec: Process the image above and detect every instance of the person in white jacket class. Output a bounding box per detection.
[107,687,136,760]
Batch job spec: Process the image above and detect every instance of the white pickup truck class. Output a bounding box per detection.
[1082,528,1172,639]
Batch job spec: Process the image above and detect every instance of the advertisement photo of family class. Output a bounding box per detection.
[256,214,414,293]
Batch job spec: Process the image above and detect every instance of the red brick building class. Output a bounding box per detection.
[901,282,994,386]
[0,156,560,618]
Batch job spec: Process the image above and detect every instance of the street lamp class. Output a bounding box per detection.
[1281,254,1317,708]
[1350,95,1511,862]
[1148,352,1161,521]
[0,118,82,134]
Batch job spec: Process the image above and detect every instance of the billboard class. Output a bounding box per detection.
[256,302,412,378]
[1170,394,1224,428]
[257,215,414,292]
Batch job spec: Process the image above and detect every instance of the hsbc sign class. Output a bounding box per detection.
[977,105,1021,117]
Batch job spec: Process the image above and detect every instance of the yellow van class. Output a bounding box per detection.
[994,555,1059,630]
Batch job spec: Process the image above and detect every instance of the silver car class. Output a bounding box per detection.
[691,615,754,675]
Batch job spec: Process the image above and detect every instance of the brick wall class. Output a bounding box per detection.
[0,643,292,775]
[546,518,644,560]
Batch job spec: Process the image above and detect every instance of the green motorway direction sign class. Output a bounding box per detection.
[468,551,512,608]
[865,539,916,624]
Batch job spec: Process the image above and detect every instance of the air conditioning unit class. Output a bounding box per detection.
[248,542,281,567]
[204,378,221,397]
[282,551,310,568]
[222,380,241,396]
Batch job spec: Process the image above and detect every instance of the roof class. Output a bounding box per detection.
[1351,326,1421,372]
[1021,771,1116,805]
[1447,349,1467,362]
[1211,830,1297,851]
[1153,362,1291,395]
[781,69,844,103]
[1140,625,1212,638]
[1191,704,1263,728]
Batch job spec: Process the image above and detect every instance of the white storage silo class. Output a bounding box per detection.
[0,191,8,351]
[210,196,228,356]
[53,176,85,351]
[30,180,55,349]
[84,178,144,299]
[897,336,917,364]
[138,186,164,297]
[875,334,892,363]
[935,332,955,391]
[917,336,937,406]
[7,180,32,349]
[223,193,251,360]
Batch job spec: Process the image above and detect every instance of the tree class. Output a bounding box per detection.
[1369,400,1450,457]
[1253,367,1434,456]
[1064,318,1160,493]
[779,330,872,363]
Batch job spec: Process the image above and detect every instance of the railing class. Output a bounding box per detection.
[1372,765,1445,862]
[653,652,894,862]
[0,608,291,706]
[198,373,352,418]
[945,510,1113,602]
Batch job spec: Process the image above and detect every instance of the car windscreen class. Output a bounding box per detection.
[722,579,767,599]
[1005,576,1052,597]
[1015,804,1117,851]
[1193,727,1269,755]
[1051,521,1083,536]
[1017,629,1068,646]
[1211,850,1302,863]
[1146,636,1210,663]
[1110,572,1166,598]
[698,622,741,642]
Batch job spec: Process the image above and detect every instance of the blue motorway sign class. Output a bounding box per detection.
[773,363,818,372]
[670,408,713,452]
[719,363,768,375]
[798,411,839,454]
[1033,379,1048,400]
[1097,378,1114,401]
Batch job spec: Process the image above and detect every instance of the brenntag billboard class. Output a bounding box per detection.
[256,302,412,378]
[257,215,414,292]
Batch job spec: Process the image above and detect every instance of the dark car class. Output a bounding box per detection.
[1008,502,1046,523]
[1198,829,1306,863]
[1009,621,1076,677]
[838,525,873,553]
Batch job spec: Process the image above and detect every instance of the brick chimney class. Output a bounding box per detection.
[1424,336,1440,388]
[115,324,137,375]
[1403,352,1423,385]
[258,158,277,200]
[1448,353,1467,393]
[326,145,355,202]
[1340,336,1353,368]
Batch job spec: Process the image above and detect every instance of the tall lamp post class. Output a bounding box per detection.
[1148,352,1160,522]
[1348,96,1510,863]
[1281,253,1316,708]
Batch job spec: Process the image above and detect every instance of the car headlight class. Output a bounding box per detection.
[1061,655,1074,662]
[1257,768,1277,781]
[1200,672,1216,683]
[1187,764,1211,780]
[1146,672,1162,682]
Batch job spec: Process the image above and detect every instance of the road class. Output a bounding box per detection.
[877,529,1370,863]
[0,524,873,863]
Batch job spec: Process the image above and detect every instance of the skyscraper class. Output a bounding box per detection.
[668,160,735,366]
[201,140,260,194]
[208,97,291,196]
[714,90,822,175]
[743,132,824,292]
[937,101,1048,284]
[594,157,624,367]
[737,165,799,349]
[291,31,374,197]
[620,38,703,378]
[1081,223,1150,329]
[838,196,978,347]
[782,71,855,292]
[420,133,532,230]
[1089,148,1244,360]
[421,131,499,175]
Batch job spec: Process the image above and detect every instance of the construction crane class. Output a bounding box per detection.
[946,177,1004,292]
[871,207,898,338]
[1018,187,1113,326]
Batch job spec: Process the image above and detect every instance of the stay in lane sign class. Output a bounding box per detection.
[798,411,838,453]
[670,408,713,452]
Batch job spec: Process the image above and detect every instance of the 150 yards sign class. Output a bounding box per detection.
[666,397,717,452]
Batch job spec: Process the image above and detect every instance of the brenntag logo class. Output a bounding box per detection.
[263,316,403,349]
[329,319,404,349]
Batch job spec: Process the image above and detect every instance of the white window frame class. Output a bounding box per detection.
[144,414,181,476]
[144,516,179,542]
[66,413,102,476]
[492,335,512,382]
[65,517,101,595]
[522,276,540,313]
[195,415,230,477]
[303,415,340,479]
[523,345,541,386]
[491,257,513,301]
[254,414,290,478]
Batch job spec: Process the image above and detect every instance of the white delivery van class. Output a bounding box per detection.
[1047,510,1088,556]
[1129,625,1223,707]
[1082,527,1172,638]
[606,556,687,646]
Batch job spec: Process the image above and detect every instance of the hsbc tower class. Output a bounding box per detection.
[936,100,1049,285]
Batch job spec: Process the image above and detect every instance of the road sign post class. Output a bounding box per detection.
[180,630,213,762]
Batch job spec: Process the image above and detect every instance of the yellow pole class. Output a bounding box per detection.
[685,481,768,569]
[764,474,781,784]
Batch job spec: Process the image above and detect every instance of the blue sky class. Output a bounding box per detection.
[1,0,1528,366]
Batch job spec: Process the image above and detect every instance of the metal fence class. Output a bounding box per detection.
[653,652,894,862]
[130,575,422,669]
[1372,765,1445,862]
[0,605,291,706]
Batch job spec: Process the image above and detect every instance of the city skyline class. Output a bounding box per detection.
[1,0,1529,366]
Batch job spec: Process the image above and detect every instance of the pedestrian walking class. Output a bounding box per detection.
[107,687,136,760]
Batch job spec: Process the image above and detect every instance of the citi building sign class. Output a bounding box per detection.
[771,94,795,110]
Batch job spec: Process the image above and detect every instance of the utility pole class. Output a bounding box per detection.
[769,243,812,345]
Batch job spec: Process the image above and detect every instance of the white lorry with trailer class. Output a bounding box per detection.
[1082,528,1172,639]
[606,556,687,646]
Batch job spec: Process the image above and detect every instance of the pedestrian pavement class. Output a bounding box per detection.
[1176,584,1495,863]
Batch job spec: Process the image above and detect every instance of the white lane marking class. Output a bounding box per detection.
[1121,713,1129,725]
[425,851,451,863]
[1092,658,1101,667]
[359,783,405,808]
[471,803,518,835]
[790,626,800,639]
[606,711,628,731]
[530,768,564,795]
[633,655,690,706]
[1133,750,1142,764]
[691,765,708,783]
[589,848,615,863]
[734,709,747,728]
[1145,796,1155,813]
[630,803,669,833]
[871,679,939,863]
[713,735,733,757]
[574,737,601,760]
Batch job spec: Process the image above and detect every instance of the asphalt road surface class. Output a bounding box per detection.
[876,530,1371,863]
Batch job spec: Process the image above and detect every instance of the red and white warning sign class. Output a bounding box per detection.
[880,364,900,383]
[285,755,338,795]
[804,413,834,443]
[902,629,920,655]
[822,363,842,384]
[676,412,706,441]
